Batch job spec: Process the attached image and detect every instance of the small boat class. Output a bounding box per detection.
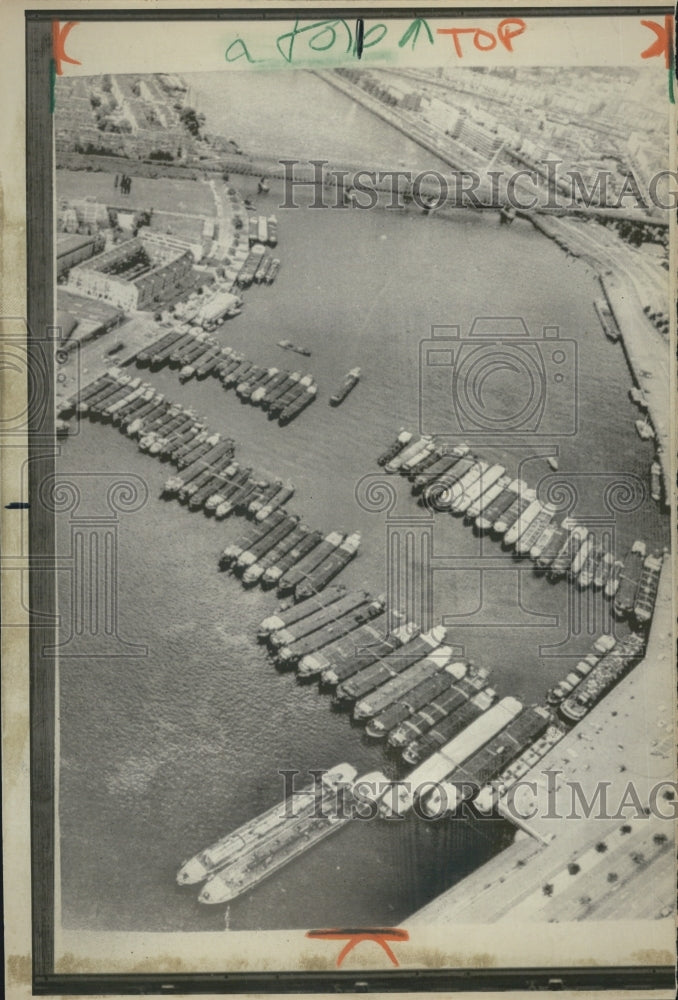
[277,340,311,357]
[329,368,360,407]
[650,460,662,503]
[635,418,655,441]
[547,456,559,471]
[593,298,620,341]
[265,259,280,284]
[629,386,648,409]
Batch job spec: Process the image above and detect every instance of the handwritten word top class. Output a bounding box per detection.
[225,17,528,65]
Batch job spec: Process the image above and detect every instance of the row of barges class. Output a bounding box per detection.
[134,323,317,425]
[236,243,280,288]
[376,428,665,628]
[58,371,359,599]
[179,570,650,903]
[178,702,556,901]
[259,588,570,773]
[176,678,565,904]
[258,577,647,748]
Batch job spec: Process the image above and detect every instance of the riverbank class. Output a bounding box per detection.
[526,213,670,503]
[310,70,672,503]
[311,69,481,173]
[55,73,672,932]
[406,559,675,924]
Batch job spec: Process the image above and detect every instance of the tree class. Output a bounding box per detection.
[179,107,205,138]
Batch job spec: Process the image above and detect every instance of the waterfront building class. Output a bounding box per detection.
[67,232,194,311]
[56,288,125,347]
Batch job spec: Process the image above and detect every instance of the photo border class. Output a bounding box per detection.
[10,2,678,995]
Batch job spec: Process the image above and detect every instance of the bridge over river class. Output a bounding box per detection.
[217,151,667,229]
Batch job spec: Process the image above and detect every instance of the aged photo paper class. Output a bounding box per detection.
[2,1,677,997]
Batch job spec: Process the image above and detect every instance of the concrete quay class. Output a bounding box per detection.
[406,563,675,925]
[526,212,671,503]
[55,312,166,415]
[406,807,674,924]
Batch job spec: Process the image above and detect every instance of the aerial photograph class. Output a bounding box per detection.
[52,62,674,937]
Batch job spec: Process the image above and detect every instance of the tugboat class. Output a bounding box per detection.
[329,368,361,407]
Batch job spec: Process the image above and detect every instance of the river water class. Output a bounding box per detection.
[57,70,669,933]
